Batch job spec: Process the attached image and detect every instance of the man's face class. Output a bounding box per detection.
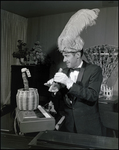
[62,52,81,68]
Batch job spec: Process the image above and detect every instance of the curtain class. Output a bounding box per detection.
[1,10,28,107]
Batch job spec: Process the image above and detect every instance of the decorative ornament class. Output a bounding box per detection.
[84,44,118,98]
[58,8,100,53]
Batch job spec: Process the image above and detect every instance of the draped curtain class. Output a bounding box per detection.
[1,10,28,107]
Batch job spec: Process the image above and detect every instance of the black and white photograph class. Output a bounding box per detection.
[1,1,118,149]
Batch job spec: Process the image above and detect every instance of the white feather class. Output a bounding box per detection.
[58,8,100,52]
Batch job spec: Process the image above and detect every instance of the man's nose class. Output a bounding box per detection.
[63,57,66,62]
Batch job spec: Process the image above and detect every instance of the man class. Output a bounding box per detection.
[44,8,103,135]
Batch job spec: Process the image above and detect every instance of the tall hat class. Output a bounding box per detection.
[58,8,100,53]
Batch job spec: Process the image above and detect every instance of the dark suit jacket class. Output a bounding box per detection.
[58,60,103,135]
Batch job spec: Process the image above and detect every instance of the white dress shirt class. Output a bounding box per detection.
[66,60,83,89]
[70,60,83,83]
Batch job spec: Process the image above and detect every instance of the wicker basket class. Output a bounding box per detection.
[16,88,39,110]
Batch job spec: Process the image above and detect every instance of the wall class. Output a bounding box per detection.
[27,7,118,95]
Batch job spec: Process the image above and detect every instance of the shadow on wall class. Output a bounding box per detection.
[47,45,65,78]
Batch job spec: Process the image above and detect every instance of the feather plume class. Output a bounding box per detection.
[58,8,100,53]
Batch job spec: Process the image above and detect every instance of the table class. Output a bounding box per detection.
[1,132,33,149]
[29,130,118,149]
[98,95,118,112]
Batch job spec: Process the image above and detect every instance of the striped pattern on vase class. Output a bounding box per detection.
[16,88,39,110]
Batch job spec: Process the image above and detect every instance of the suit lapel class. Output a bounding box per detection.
[72,61,87,106]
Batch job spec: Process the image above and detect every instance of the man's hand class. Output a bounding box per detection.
[44,78,60,93]
[48,82,60,93]
[54,72,74,89]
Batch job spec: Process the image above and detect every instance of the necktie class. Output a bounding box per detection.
[69,67,81,83]
[69,68,81,72]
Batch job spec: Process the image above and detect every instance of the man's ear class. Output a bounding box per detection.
[76,52,81,58]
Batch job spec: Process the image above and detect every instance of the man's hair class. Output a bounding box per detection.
[80,49,83,57]
[61,48,83,57]
[71,49,83,57]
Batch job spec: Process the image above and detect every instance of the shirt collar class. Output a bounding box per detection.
[77,60,83,68]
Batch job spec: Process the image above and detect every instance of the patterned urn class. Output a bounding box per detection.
[16,88,39,110]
